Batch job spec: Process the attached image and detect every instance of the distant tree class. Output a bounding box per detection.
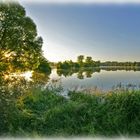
[57,62,63,69]
[77,55,84,64]
[95,61,100,67]
[56,61,71,69]
[85,56,92,63]
[63,61,71,69]
[73,62,80,69]
[135,62,140,67]
[84,56,93,67]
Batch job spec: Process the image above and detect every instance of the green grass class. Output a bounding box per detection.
[1,87,140,137]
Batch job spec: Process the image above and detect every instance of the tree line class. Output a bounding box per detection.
[56,55,100,70]
[101,61,140,67]
[56,55,140,70]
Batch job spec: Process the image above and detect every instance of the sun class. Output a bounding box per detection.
[20,71,33,81]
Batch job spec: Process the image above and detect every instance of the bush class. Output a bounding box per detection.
[1,88,140,136]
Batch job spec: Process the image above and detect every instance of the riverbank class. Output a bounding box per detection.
[1,87,140,137]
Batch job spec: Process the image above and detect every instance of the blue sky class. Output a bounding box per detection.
[21,2,140,62]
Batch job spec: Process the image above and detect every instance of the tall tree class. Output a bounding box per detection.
[0,2,47,72]
[85,56,92,63]
[77,55,84,64]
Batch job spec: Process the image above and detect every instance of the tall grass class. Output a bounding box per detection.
[1,87,140,137]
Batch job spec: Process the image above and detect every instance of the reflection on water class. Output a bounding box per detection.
[57,67,100,79]
[1,67,140,94]
[0,71,50,99]
[50,68,140,91]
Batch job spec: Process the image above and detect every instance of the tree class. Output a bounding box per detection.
[84,56,93,67]
[37,56,51,73]
[77,55,84,65]
[0,2,48,72]
[85,56,92,63]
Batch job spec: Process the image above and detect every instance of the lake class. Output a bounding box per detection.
[1,68,140,95]
[49,68,140,92]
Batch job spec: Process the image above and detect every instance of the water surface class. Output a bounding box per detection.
[50,69,140,91]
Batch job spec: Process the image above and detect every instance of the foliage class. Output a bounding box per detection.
[1,84,140,136]
[56,55,140,71]
[101,61,140,67]
[77,55,84,65]
[56,55,100,70]
[0,2,51,72]
[36,57,51,74]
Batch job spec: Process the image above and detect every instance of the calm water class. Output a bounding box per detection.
[1,68,140,95]
[49,69,140,91]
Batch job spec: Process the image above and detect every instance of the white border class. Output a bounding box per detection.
[1,0,140,4]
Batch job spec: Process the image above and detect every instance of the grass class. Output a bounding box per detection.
[1,87,140,137]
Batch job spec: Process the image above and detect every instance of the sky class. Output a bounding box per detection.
[21,2,140,62]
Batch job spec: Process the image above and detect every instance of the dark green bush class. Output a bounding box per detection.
[1,88,140,137]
